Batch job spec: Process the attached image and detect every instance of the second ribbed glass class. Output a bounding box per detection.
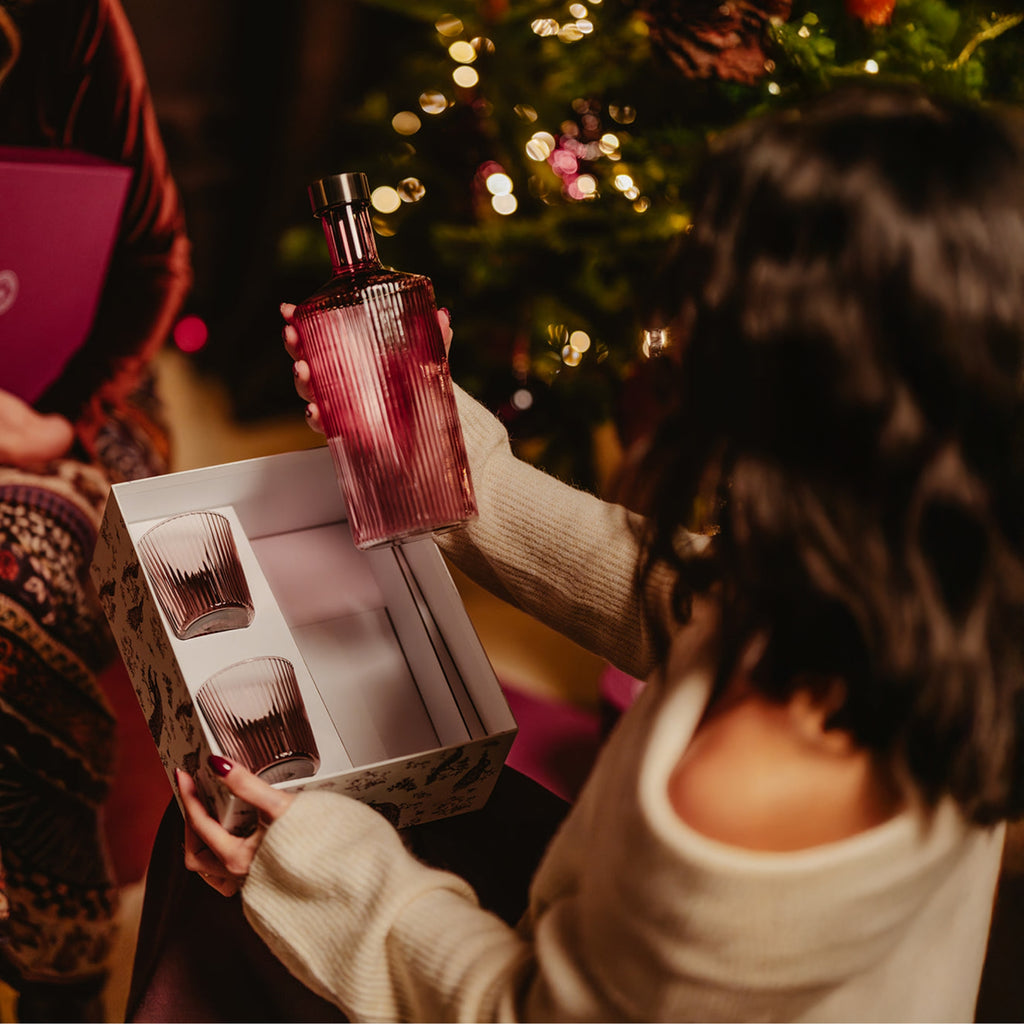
[195,656,320,785]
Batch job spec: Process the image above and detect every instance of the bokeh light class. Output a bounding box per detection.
[526,131,555,161]
[435,15,463,36]
[575,174,597,196]
[419,90,448,114]
[391,111,421,135]
[485,172,513,195]
[492,193,518,215]
[448,40,476,63]
[397,178,426,202]
[371,186,401,213]
[173,314,208,353]
[511,388,534,411]
[453,65,479,88]
[569,330,591,352]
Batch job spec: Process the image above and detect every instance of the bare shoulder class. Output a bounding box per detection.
[667,688,904,852]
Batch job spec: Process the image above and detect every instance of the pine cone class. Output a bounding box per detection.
[627,0,793,85]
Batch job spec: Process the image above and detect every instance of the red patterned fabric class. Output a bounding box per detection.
[0,0,191,1011]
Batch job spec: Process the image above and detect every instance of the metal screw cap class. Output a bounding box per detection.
[308,172,370,215]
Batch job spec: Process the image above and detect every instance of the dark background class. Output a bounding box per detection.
[121,0,392,420]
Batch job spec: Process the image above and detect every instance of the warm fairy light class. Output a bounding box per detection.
[448,40,476,63]
[575,174,597,196]
[798,25,811,38]
[599,133,620,154]
[419,90,448,114]
[768,82,781,95]
[371,186,401,213]
[526,132,555,160]
[435,15,463,36]
[633,197,650,213]
[569,2,587,16]
[864,59,880,73]
[608,104,636,124]
[515,104,538,122]
[614,173,634,191]
[492,193,518,215]
[391,111,421,135]
[569,330,591,353]
[624,185,639,200]
[531,18,559,36]
[562,344,583,366]
[486,172,513,195]
[453,66,479,88]
[511,388,534,411]
[575,19,594,34]
[471,36,495,55]
[397,177,426,202]
[559,23,584,42]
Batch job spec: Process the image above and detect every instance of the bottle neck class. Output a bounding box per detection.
[320,201,380,273]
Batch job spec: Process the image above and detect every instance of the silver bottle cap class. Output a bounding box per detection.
[308,172,371,215]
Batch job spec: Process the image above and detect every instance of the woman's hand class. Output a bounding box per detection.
[0,388,74,468]
[280,302,454,437]
[177,756,295,898]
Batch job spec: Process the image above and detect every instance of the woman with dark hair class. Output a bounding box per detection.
[177,83,1024,1021]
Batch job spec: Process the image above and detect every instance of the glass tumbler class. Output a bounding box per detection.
[195,656,321,784]
[137,510,255,640]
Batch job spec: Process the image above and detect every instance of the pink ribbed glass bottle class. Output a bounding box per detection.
[293,172,477,549]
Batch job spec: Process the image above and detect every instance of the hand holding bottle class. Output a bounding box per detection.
[281,303,454,439]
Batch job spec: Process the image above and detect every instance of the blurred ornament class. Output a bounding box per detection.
[845,0,897,26]
[625,0,792,85]
[642,327,669,357]
[397,177,426,202]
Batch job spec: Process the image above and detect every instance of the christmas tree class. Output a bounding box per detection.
[276,0,1024,491]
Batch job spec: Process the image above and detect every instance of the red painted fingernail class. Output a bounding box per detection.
[209,754,233,777]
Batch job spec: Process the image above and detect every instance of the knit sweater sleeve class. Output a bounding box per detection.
[434,385,668,680]
[242,791,536,1023]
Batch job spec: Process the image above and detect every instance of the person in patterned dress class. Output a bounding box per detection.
[0,0,191,1018]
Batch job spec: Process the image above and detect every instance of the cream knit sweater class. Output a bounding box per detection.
[241,386,1005,1022]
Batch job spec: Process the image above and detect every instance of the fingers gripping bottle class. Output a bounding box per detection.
[293,172,477,549]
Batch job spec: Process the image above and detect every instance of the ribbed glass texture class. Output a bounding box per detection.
[196,656,320,784]
[295,269,477,548]
[137,511,254,640]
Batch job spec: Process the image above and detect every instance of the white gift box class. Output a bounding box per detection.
[90,445,517,834]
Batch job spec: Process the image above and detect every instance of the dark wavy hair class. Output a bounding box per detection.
[635,83,1024,824]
